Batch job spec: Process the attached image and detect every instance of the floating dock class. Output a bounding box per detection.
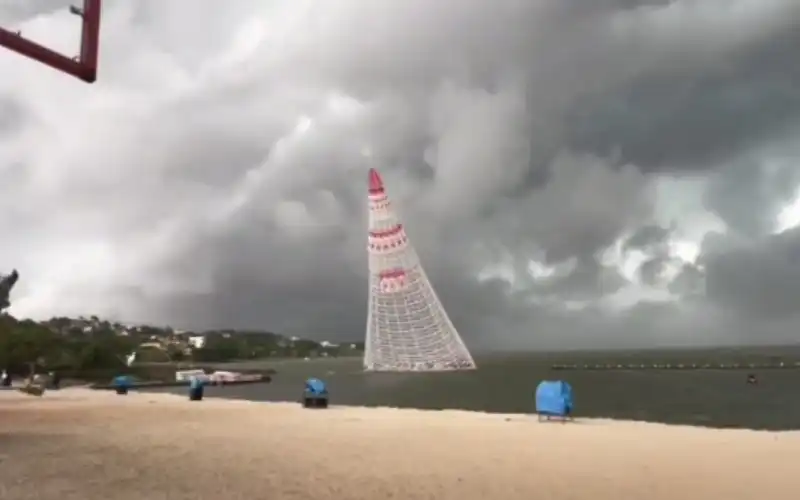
[550,361,800,371]
[89,374,270,390]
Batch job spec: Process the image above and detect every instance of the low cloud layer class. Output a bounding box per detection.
[1,0,799,349]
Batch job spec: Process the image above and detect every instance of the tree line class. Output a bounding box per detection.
[0,315,134,378]
[0,314,364,380]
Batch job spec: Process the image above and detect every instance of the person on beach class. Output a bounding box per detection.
[1,369,10,387]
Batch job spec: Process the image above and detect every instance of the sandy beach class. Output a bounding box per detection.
[1,388,798,500]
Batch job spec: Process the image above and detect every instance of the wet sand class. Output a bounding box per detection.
[1,388,798,500]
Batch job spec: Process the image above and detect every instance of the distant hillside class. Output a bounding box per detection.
[0,313,364,377]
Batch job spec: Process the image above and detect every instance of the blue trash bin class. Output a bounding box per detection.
[113,375,132,395]
[188,376,205,401]
[535,380,573,421]
[302,378,328,408]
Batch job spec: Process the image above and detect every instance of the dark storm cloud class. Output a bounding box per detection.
[705,226,800,317]
[1,0,800,348]
[669,263,705,297]
[567,25,800,170]
[536,258,629,300]
[624,224,671,252]
[704,141,800,238]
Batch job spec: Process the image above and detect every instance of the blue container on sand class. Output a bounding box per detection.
[535,380,573,420]
[113,375,132,395]
[188,376,205,401]
[303,378,328,409]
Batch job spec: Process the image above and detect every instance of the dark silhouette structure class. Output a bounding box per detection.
[0,0,102,83]
[0,269,19,311]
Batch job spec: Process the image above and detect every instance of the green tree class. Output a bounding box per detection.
[0,316,65,373]
[192,336,240,362]
[292,339,321,358]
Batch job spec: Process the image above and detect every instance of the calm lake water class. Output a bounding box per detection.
[151,348,800,431]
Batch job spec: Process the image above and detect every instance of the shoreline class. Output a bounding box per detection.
[2,388,799,499]
[133,384,800,432]
[8,352,800,431]
[6,386,800,437]
[6,386,800,433]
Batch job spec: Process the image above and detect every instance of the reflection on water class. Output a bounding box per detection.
[151,350,800,431]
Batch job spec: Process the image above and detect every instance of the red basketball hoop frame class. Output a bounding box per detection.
[0,0,101,83]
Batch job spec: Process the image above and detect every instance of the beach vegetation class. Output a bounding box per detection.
[0,313,363,380]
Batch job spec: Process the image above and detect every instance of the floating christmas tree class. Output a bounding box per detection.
[363,169,476,372]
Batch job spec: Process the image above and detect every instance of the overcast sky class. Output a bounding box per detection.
[0,0,799,349]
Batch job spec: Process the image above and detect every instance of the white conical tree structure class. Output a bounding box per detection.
[364,169,477,372]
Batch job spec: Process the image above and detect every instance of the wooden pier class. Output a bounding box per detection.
[550,361,800,371]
